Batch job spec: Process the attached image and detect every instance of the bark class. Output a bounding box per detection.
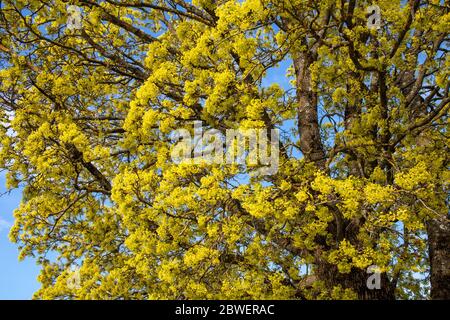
[397,40,450,298]
[427,217,450,299]
[311,214,397,299]
[293,51,397,300]
[293,52,326,169]
[316,263,396,300]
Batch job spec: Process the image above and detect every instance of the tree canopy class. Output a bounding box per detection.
[0,0,449,299]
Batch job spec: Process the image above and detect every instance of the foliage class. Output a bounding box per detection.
[0,0,448,299]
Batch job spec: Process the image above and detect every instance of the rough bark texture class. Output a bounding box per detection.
[316,263,396,300]
[427,217,450,299]
[294,47,397,300]
[293,53,326,169]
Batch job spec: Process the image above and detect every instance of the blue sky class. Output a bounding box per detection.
[0,173,40,299]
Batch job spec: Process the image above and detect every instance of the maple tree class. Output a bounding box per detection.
[0,0,448,299]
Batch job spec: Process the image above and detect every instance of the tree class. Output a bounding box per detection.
[0,0,448,300]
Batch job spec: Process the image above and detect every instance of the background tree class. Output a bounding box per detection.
[0,0,448,299]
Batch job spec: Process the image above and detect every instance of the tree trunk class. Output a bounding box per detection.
[316,263,396,300]
[293,52,326,169]
[427,217,450,299]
